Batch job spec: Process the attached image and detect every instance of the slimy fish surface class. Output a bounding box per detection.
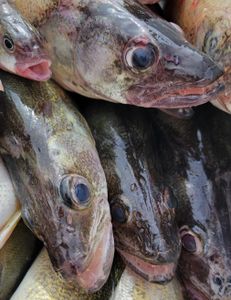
[0,71,114,293]
[12,0,223,109]
[84,102,181,283]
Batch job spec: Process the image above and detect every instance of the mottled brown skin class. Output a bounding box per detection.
[12,0,223,108]
[0,71,114,292]
[83,102,181,283]
[152,105,231,300]
[165,0,231,113]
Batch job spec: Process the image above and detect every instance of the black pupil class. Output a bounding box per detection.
[111,206,127,224]
[182,234,197,253]
[75,183,90,204]
[4,38,13,50]
[132,45,155,70]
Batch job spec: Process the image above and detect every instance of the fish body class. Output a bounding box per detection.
[0,0,51,81]
[166,0,231,113]
[83,102,181,283]
[11,0,223,109]
[11,248,184,300]
[0,220,41,300]
[0,71,114,292]
[152,105,231,300]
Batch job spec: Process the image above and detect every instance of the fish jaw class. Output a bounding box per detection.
[15,59,52,81]
[118,250,176,283]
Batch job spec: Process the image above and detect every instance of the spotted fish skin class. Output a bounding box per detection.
[0,70,114,293]
[152,104,231,300]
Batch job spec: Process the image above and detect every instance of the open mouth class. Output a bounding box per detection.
[127,79,224,108]
[16,59,52,81]
[118,249,175,283]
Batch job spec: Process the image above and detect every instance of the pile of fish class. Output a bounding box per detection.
[0,0,230,299]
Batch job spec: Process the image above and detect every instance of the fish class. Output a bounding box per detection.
[83,102,181,283]
[0,70,114,293]
[166,0,231,113]
[0,0,52,81]
[0,220,41,300]
[11,0,223,109]
[151,105,231,300]
[0,155,21,249]
[11,247,184,300]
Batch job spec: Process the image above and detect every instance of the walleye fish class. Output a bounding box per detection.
[0,155,21,249]
[11,0,223,108]
[0,0,51,81]
[152,105,231,300]
[166,0,231,113]
[0,220,41,300]
[0,71,114,293]
[83,102,181,283]
[11,248,184,300]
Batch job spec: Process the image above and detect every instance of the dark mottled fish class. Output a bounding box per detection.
[152,105,231,300]
[11,0,223,108]
[0,0,51,80]
[83,102,181,283]
[0,220,41,300]
[0,71,114,293]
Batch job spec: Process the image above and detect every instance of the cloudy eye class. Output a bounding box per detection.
[3,35,15,53]
[180,227,203,255]
[111,204,128,224]
[125,40,158,72]
[59,175,91,210]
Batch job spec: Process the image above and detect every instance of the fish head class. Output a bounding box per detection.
[0,1,51,81]
[75,1,223,108]
[19,97,114,292]
[178,220,231,300]
[109,165,180,282]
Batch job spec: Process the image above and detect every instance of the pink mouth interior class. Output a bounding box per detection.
[76,223,114,292]
[119,249,175,282]
[16,59,52,81]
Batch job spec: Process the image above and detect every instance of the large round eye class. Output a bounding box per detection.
[180,227,203,255]
[125,40,158,72]
[3,35,15,53]
[111,204,128,224]
[59,175,91,210]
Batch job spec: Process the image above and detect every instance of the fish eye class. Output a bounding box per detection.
[125,40,158,72]
[111,204,127,224]
[59,175,91,210]
[3,35,15,53]
[180,227,203,255]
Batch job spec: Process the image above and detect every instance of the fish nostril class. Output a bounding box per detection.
[213,275,223,287]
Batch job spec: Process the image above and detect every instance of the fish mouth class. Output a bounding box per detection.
[15,59,52,81]
[59,222,114,293]
[118,250,176,283]
[181,279,210,300]
[126,79,224,108]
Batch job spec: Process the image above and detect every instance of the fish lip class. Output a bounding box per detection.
[71,222,114,293]
[118,249,176,283]
[181,278,210,300]
[15,58,52,81]
[126,79,224,108]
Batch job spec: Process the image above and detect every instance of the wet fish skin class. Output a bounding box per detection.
[166,0,231,113]
[152,105,231,300]
[0,71,114,293]
[83,102,181,283]
[0,220,41,300]
[12,0,223,109]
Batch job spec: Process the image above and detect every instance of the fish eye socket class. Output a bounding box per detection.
[111,204,127,224]
[3,35,14,52]
[125,42,158,72]
[59,175,91,210]
[180,228,203,255]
